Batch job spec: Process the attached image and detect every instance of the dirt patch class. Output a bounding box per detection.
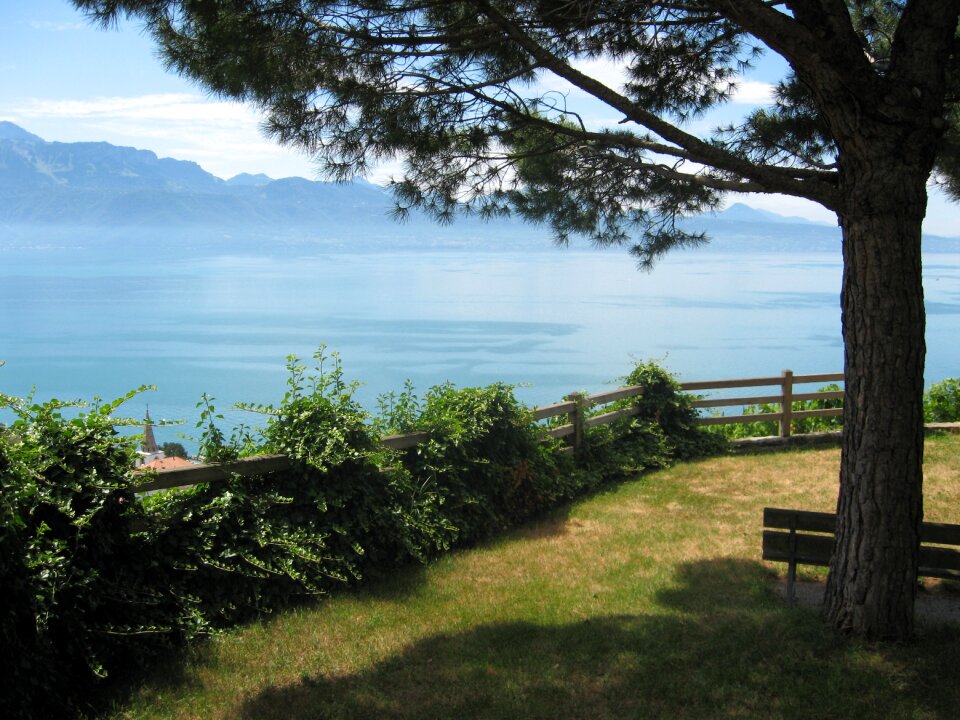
[777,580,960,627]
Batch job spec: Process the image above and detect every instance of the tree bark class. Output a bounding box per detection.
[791,0,960,644]
[823,150,928,640]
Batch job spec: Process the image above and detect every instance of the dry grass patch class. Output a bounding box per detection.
[923,434,960,521]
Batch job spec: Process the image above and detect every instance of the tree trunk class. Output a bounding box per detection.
[823,153,927,640]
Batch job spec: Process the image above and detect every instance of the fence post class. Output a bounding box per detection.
[780,369,794,438]
[565,392,586,455]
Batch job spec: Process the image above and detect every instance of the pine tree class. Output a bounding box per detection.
[74,0,960,640]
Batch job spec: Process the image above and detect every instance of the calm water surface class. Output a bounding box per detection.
[2,238,957,445]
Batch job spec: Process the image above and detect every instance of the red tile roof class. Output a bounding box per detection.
[140,456,196,471]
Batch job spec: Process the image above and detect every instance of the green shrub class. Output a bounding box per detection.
[255,352,452,570]
[615,360,728,462]
[159,441,188,458]
[147,349,437,630]
[0,390,179,719]
[0,352,727,717]
[398,382,562,543]
[924,378,960,422]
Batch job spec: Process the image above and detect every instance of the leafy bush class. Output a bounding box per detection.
[701,376,960,439]
[254,352,452,570]
[1,352,725,717]
[614,360,728,463]
[924,378,960,422]
[0,390,178,719]
[398,382,563,542]
[144,350,435,630]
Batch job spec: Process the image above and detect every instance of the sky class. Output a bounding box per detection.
[2,0,958,236]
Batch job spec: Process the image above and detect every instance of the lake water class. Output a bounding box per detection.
[2,233,958,448]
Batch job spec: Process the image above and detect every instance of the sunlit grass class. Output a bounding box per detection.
[101,434,960,720]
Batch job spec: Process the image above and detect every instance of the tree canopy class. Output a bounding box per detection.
[75,1,957,261]
[73,0,960,640]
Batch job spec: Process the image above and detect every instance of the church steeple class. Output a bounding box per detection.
[143,406,159,455]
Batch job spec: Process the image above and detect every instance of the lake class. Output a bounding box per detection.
[1,232,958,448]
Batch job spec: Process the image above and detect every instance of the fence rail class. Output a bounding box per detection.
[134,383,647,492]
[682,369,844,438]
[134,369,842,493]
[134,454,293,493]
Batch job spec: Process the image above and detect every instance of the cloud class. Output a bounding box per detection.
[8,93,317,180]
[536,58,774,104]
[367,157,407,185]
[29,21,86,32]
[730,80,775,105]
[573,57,631,88]
[529,61,775,136]
[3,74,776,183]
[13,93,250,123]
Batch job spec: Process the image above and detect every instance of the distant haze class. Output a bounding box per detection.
[1,122,957,252]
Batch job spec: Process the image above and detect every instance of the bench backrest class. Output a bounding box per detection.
[762,507,960,580]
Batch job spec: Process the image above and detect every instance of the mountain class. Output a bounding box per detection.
[0,123,394,229]
[0,121,44,144]
[0,126,220,194]
[226,172,273,187]
[2,123,956,252]
[689,203,958,252]
[715,202,831,226]
[674,202,843,252]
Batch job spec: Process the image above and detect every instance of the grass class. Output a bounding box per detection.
[100,434,960,719]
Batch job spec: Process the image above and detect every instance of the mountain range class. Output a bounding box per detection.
[1,121,954,252]
[0,121,401,230]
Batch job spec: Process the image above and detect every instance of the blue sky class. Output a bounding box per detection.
[1,0,321,180]
[2,0,958,236]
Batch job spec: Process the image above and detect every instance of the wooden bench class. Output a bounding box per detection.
[762,507,960,604]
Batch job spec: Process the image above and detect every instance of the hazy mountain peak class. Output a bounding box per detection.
[0,121,45,144]
[718,203,786,223]
[716,202,830,226]
[0,127,877,248]
[0,126,225,195]
[226,172,273,187]
[0,127,396,227]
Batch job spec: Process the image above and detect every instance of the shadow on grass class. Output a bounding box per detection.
[93,503,585,716]
[356,502,580,605]
[90,637,212,718]
[237,558,960,720]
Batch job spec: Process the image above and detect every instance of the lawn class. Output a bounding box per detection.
[100,434,960,720]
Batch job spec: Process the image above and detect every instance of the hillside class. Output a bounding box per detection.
[0,122,391,229]
[2,123,957,251]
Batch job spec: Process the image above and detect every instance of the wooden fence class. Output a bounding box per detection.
[681,369,844,438]
[134,369,843,493]
[134,384,647,493]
